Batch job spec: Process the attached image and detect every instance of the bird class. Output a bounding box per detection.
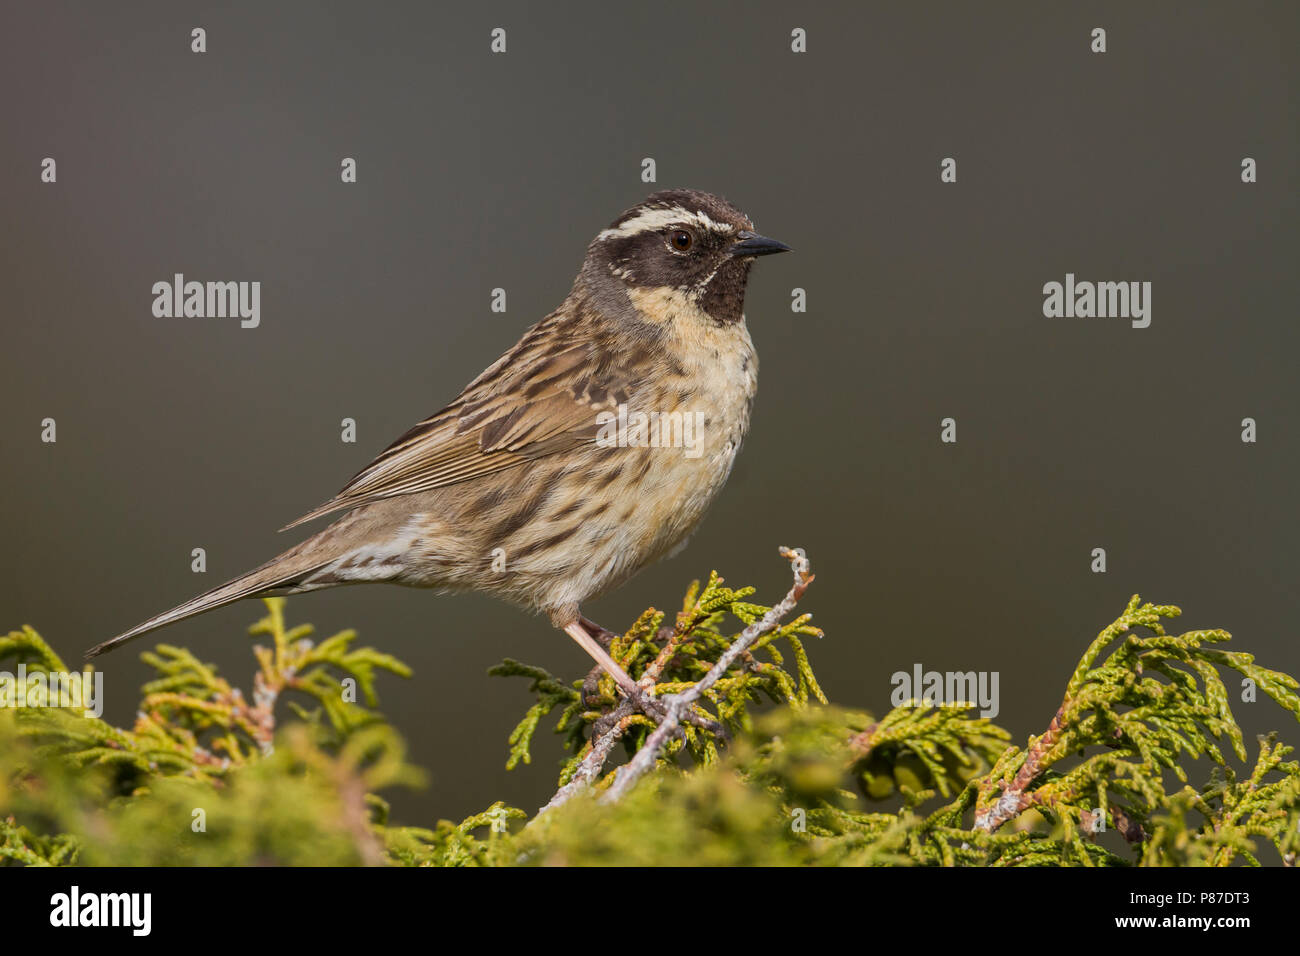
[88,188,790,715]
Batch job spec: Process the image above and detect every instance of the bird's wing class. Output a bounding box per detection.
[281,326,631,530]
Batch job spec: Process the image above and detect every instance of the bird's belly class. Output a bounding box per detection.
[505,444,738,614]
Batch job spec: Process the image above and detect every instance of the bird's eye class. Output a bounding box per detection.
[668,229,693,252]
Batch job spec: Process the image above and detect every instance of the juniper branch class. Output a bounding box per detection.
[535,698,639,815]
[599,546,816,804]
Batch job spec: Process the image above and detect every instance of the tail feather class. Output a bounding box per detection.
[87,554,330,660]
[279,499,341,532]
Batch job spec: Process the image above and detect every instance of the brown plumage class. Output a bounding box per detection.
[88,189,789,707]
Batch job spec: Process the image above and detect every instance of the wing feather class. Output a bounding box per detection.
[281,326,629,530]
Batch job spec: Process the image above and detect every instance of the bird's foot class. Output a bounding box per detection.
[588,673,727,741]
[579,616,621,649]
[566,617,727,741]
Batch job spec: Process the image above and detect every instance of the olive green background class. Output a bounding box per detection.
[2,1,1296,823]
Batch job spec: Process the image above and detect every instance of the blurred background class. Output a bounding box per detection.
[1,1,1296,824]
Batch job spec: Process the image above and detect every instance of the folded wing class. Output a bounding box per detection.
[282,326,631,530]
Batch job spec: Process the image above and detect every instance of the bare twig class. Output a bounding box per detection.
[599,546,815,805]
[536,699,638,815]
[534,546,816,816]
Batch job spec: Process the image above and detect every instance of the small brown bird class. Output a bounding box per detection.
[89,189,789,712]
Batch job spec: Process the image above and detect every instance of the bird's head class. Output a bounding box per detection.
[583,189,789,326]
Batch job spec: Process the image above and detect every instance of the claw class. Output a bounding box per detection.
[566,616,726,741]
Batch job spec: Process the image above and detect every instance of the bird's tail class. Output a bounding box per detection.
[86,548,333,660]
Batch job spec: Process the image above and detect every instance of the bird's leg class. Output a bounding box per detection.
[567,619,657,738]
[564,618,695,733]
[564,618,727,739]
[580,616,620,649]
[563,620,653,706]
[578,616,624,705]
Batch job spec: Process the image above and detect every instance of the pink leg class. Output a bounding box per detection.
[563,620,644,699]
[562,619,723,737]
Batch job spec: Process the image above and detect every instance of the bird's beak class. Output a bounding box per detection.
[729,230,791,257]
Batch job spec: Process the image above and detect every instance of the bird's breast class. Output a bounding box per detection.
[627,316,758,536]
